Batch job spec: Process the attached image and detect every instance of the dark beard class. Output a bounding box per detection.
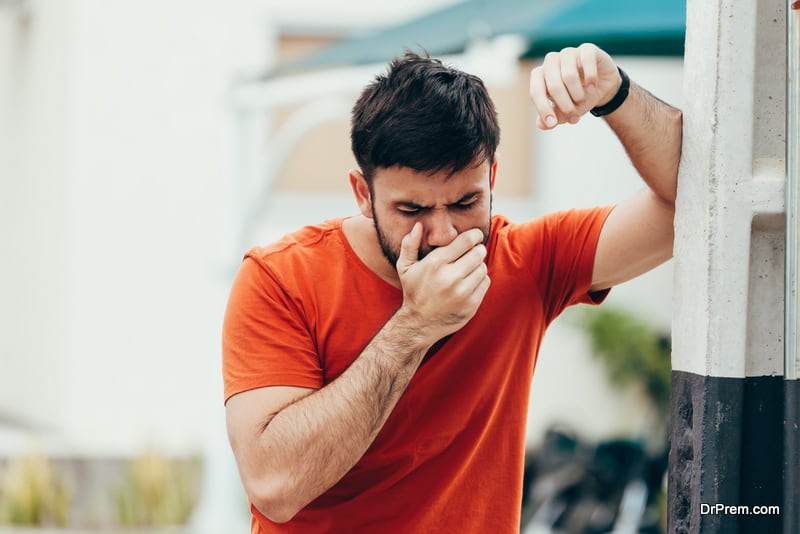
[372,209,492,270]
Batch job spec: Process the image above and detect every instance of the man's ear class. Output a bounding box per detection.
[489,156,499,191]
[348,169,374,218]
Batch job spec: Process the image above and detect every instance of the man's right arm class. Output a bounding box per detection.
[225,223,490,523]
[226,309,432,523]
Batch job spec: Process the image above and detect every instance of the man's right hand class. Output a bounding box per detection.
[396,222,491,343]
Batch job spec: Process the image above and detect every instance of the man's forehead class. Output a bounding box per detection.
[373,168,489,205]
[372,161,490,187]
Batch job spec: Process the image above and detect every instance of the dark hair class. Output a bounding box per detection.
[350,51,500,182]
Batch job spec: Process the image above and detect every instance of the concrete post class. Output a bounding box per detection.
[669,0,787,532]
[784,2,800,532]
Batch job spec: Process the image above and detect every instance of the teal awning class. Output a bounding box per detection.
[271,0,685,78]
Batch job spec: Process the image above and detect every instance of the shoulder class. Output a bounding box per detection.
[230,218,350,302]
[488,207,613,269]
[493,207,613,243]
[245,218,347,270]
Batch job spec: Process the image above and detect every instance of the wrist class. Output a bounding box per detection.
[390,306,439,352]
[590,67,630,117]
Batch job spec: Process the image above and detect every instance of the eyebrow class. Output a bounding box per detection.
[394,191,482,210]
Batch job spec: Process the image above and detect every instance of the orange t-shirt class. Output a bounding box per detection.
[223,208,612,533]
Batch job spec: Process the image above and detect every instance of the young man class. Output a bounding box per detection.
[223,43,682,532]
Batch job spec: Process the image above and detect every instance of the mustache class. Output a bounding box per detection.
[417,247,434,261]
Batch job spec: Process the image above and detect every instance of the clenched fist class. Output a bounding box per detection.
[530,43,622,129]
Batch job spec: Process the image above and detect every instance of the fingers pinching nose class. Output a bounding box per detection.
[398,222,423,269]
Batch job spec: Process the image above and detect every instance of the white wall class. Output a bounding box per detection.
[267,0,463,29]
[0,1,72,440]
[0,0,275,456]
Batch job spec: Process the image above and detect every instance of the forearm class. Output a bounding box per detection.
[249,308,431,522]
[604,80,683,205]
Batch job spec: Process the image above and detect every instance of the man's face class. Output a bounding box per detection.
[365,160,495,268]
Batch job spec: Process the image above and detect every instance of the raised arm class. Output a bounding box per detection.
[529,43,683,291]
[225,225,490,523]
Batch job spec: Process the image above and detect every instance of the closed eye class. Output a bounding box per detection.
[395,193,481,216]
[451,194,479,210]
[397,203,427,216]
[398,207,422,217]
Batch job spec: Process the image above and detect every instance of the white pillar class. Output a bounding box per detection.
[669,0,786,532]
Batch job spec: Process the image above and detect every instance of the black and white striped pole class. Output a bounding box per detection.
[669,0,788,532]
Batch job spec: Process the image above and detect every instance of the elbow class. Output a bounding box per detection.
[247,478,305,524]
[255,502,301,525]
[255,504,299,525]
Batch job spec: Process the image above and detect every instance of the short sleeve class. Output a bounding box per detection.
[222,256,323,404]
[524,206,614,324]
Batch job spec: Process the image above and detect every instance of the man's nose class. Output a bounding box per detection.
[424,210,458,248]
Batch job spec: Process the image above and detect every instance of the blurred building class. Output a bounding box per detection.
[1,0,265,459]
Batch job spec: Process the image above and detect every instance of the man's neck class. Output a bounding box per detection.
[342,215,401,288]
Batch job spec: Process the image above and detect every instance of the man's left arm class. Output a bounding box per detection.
[530,43,683,292]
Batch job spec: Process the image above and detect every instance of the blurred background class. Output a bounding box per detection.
[0,0,684,531]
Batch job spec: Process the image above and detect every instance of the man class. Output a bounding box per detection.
[223,43,681,532]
